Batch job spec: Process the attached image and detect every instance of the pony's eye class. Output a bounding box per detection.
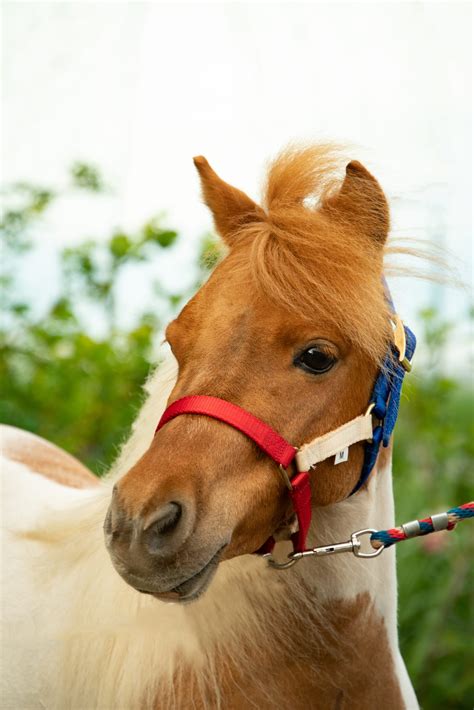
[295,347,336,375]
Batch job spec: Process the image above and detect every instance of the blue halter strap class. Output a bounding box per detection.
[351,289,417,495]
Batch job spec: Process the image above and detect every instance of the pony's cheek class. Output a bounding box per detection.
[220,490,289,560]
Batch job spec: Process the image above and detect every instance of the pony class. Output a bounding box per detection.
[1,144,419,709]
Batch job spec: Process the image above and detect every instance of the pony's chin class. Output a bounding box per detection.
[138,546,225,604]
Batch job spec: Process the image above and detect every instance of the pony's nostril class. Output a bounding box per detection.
[143,502,183,541]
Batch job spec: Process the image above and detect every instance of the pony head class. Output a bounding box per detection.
[105,145,392,602]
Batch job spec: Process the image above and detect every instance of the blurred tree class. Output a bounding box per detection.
[393,307,474,709]
[0,165,220,470]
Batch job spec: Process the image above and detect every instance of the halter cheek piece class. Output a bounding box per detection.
[156,308,416,562]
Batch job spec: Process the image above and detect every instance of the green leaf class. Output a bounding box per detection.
[11,303,30,316]
[109,232,132,259]
[199,233,223,271]
[142,219,178,248]
[29,188,54,214]
[50,298,75,322]
[70,162,104,192]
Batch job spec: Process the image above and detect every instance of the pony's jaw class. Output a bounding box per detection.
[154,544,228,603]
[104,511,227,603]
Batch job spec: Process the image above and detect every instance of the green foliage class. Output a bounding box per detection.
[70,162,104,192]
[394,328,474,709]
[199,232,225,271]
[0,165,215,469]
[0,166,472,707]
[1,181,54,251]
[1,317,156,471]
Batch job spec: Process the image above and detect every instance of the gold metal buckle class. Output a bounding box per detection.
[392,314,412,372]
[400,356,412,373]
[365,402,375,417]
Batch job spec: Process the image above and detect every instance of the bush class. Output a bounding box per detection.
[0,166,218,470]
[394,364,473,708]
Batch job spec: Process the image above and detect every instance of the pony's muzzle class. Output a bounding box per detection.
[104,487,194,579]
[104,486,227,601]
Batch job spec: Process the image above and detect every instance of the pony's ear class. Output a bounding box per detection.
[323,161,389,244]
[193,156,263,244]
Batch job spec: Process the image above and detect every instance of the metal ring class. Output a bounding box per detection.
[263,552,299,570]
[351,529,385,558]
[401,356,412,372]
[278,464,293,491]
[365,402,376,417]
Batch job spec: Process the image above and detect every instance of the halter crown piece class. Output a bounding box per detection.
[156,285,416,564]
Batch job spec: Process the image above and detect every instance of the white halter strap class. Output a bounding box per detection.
[295,408,374,472]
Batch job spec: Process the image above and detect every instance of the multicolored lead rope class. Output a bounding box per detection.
[266,501,474,568]
[370,502,474,550]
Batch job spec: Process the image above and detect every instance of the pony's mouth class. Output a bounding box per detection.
[136,545,226,604]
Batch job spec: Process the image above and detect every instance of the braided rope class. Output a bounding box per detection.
[370,502,474,549]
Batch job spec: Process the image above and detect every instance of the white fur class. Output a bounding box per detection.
[1,355,418,709]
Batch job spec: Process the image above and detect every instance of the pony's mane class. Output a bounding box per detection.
[233,145,394,363]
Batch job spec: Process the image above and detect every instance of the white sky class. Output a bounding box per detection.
[2,1,473,367]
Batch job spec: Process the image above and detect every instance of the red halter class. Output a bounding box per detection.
[156,395,312,554]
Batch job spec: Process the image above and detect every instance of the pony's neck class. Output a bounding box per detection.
[308,450,398,641]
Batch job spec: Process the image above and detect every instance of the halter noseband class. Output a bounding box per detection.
[156,313,416,561]
[156,395,312,554]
